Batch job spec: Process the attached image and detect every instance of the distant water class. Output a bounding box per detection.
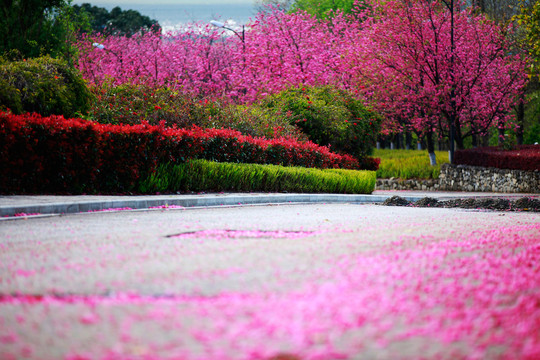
[77,2,258,31]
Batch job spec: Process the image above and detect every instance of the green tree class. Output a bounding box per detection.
[0,0,90,60]
[516,0,540,75]
[72,3,160,36]
[1,0,62,58]
[290,0,356,18]
[514,0,540,144]
[255,0,370,19]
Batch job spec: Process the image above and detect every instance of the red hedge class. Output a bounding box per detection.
[454,145,540,172]
[0,112,371,194]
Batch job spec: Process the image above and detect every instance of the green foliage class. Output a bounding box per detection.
[374,149,450,179]
[73,3,160,36]
[0,56,93,117]
[524,88,540,144]
[516,0,540,76]
[0,0,89,60]
[261,85,381,160]
[525,122,540,143]
[138,160,376,194]
[290,0,369,19]
[87,83,302,138]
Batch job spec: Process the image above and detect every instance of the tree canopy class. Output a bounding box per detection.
[72,3,160,36]
[290,0,358,18]
[0,0,79,58]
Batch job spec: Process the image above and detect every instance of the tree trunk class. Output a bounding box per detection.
[426,131,437,166]
[394,133,402,149]
[405,131,412,150]
[498,124,505,147]
[516,99,525,145]
[454,122,465,150]
[472,133,478,148]
[481,133,490,147]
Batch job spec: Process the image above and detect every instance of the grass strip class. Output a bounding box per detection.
[374,149,450,179]
[138,160,376,194]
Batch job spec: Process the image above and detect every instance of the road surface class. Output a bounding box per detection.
[1,204,539,359]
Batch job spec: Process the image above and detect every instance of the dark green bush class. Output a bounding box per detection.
[87,83,302,139]
[0,56,93,118]
[260,85,382,161]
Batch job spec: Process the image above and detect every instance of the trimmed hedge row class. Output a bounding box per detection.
[139,160,376,194]
[454,145,540,171]
[0,111,367,194]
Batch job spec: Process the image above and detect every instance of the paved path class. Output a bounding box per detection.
[1,190,537,218]
[1,202,539,359]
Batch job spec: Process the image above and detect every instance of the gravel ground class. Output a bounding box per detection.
[383,195,540,211]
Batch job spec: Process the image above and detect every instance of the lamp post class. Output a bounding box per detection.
[210,19,247,91]
[93,42,123,74]
[210,20,245,44]
[210,20,246,59]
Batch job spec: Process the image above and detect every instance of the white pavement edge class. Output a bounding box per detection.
[0,194,410,218]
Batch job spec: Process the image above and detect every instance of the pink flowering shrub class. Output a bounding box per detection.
[0,111,362,194]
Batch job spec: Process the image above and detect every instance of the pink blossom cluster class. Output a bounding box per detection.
[357,1,528,142]
[76,10,354,104]
[75,2,527,142]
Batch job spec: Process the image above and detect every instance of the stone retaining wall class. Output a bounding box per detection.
[376,164,540,193]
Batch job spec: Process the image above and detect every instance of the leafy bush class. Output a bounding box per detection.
[524,122,540,145]
[454,145,540,171]
[0,56,93,118]
[138,160,376,194]
[260,85,382,162]
[374,149,450,179]
[0,111,361,194]
[86,83,302,139]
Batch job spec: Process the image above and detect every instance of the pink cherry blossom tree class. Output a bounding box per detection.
[356,0,528,163]
[75,8,360,103]
[74,2,527,163]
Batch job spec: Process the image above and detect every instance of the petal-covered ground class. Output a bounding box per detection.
[0,204,539,359]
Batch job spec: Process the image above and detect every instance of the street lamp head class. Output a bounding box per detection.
[210,20,225,28]
[92,43,105,50]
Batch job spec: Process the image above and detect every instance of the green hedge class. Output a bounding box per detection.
[261,85,382,162]
[0,56,93,118]
[139,160,376,194]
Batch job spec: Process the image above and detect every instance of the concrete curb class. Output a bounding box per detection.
[0,194,427,218]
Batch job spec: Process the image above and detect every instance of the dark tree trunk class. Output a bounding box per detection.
[405,131,412,150]
[516,99,525,145]
[498,123,505,147]
[426,131,437,165]
[481,133,490,147]
[455,122,465,150]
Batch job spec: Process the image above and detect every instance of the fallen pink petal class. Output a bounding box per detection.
[1,204,538,359]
